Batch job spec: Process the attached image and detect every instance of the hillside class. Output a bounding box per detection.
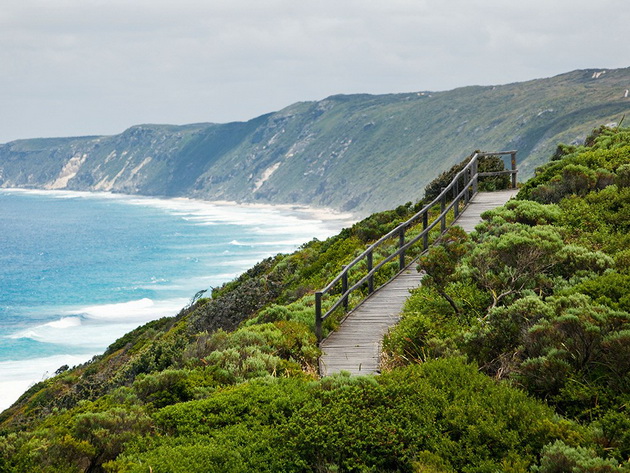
[1,126,629,472]
[1,68,630,213]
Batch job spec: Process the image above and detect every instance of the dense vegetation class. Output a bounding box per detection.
[384,125,630,469]
[2,68,630,214]
[1,126,629,472]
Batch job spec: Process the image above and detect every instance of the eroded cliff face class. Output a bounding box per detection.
[0,124,213,197]
[2,67,630,214]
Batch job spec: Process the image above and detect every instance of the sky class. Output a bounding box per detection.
[1,0,629,144]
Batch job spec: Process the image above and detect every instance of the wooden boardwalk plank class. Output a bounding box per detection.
[319,267,422,376]
[455,189,519,233]
[319,189,518,377]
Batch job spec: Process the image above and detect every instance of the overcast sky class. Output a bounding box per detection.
[1,0,629,143]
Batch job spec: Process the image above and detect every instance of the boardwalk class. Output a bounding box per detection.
[455,189,519,233]
[319,189,519,376]
[318,267,424,376]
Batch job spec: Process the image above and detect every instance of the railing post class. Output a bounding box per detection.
[398,227,405,270]
[440,193,446,233]
[367,250,374,294]
[472,156,478,194]
[315,291,323,342]
[454,179,459,218]
[341,266,349,310]
[511,152,517,189]
[422,211,429,250]
[464,168,470,205]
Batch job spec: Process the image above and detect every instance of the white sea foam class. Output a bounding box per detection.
[7,298,189,348]
[9,320,144,348]
[0,188,356,411]
[1,188,354,238]
[116,194,353,236]
[44,316,82,329]
[0,354,93,411]
[1,188,124,201]
[71,297,188,321]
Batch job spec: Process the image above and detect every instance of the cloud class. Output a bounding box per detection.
[1,0,629,143]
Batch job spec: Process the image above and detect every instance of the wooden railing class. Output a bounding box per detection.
[314,150,517,341]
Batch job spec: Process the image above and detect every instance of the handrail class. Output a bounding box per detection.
[314,150,518,341]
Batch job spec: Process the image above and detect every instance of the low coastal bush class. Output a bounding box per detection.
[104,359,581,473]
[2,126,630,472]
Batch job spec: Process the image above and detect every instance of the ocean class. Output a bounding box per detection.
[0,189,351,410]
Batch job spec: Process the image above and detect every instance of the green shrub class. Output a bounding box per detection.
[461,226,565,309]
[516,295,630,416]
[480,199,562,226]
[573,272,630,312]
[285,359,576,472]
[132,370,196,408]
[464,295,554,378]
[417,226,470,314]
[591,409,630,463]
[533,440,630,473]
[616,163,630,188]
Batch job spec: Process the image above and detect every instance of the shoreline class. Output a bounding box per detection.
[0,187,358,230]
[0,188,355,412]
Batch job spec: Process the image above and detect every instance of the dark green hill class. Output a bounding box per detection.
[2,68,630,214]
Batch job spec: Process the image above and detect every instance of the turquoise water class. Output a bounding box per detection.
[0,189,349,409]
